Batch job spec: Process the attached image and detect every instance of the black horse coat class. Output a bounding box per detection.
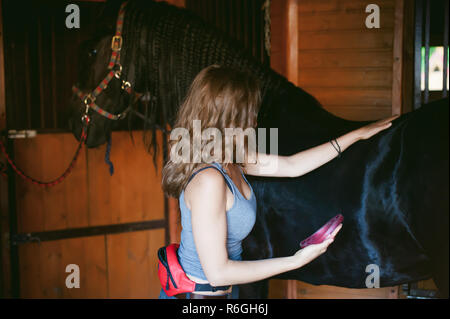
[242,84,449,297]
[69,0,449,298]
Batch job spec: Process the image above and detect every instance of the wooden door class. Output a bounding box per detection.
[12,131,166,298]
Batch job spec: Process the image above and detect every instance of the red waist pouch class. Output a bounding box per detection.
[157,243,230,297]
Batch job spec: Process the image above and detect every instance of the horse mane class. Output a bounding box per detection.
[115,0,297,157]
[84,0,358,163]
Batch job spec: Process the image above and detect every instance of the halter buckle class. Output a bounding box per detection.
[83,94,95,106]
[111,35,123,52]
[121,81,131,90]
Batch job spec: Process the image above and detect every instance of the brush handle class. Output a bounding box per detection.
[300,214,344,248]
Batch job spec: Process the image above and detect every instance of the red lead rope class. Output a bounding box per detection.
[0,125,88,188]
[0,2,128,188]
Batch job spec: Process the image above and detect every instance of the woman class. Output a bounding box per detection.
[160,65,398,299]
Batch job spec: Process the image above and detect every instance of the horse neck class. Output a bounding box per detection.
[262,83,370,153]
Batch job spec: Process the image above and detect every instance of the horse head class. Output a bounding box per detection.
[68,2,138,147]
[68,0,294,151]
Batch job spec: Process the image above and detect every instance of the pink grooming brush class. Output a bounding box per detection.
[300,214,344,248]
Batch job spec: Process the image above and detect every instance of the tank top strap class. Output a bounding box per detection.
[237,165,252,188]
[186,164,233,193]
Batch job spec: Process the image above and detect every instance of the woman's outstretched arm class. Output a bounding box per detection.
[244,115,399,177]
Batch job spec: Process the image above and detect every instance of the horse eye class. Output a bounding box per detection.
[88,49,97,57]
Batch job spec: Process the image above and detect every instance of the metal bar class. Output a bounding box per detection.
[37,17,45,129]
[0,0,5,131]
[51,15,58,129]
[251,0,257,59]
[7,141,20,297]
[414,0,423,109]
[423,0,430,104]
[443,0,449,98]
[24,29,32,129]
[10,219,166,245]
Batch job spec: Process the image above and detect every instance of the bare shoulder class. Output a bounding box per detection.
[184,166,227,209]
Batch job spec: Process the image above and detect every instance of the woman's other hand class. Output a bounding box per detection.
[292,223,343,268]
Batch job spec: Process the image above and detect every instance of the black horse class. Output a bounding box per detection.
[68,0,449,298]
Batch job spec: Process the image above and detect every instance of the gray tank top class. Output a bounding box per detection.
[177,162,257,280]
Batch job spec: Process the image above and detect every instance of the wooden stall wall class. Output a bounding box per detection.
[296,0,396,121]
[287,0,397,121]
[14,132,165,298]
[269,0,402,298]
[1,0,180,298]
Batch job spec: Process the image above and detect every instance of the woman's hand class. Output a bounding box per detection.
[355,115,400,141]
[292,224,343,268]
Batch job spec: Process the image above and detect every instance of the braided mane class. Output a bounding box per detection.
[117,0,289,151]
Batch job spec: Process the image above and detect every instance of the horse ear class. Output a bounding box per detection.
[94,0,127,35]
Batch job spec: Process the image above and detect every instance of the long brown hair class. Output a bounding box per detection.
[162,64,261,198]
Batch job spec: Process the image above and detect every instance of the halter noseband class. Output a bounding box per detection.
[72,2,141,124]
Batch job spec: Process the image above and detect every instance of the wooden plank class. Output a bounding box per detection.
[270,279,398,299]
[270,51,287,76]
[268,279,286,298]
[303,88,392,107]
[298,0,395,14]
[0,0,5,129]
[0,173,11,297]
[287,279,298,299]
[270,15,286,54]
[298,68,393,88]
[287,0,299,85]
[18,240,42,298]
[324,105,392,121]
[391,0,404,115]
[296,281,398,299]
[270,0,288,76]
[400,0,415,114]
[298,50,393,68]
[14,133,89,233]
[299,31,394,50]
[87,131,164,226]
[298,11,394,31]
[18,235,107,298]
[61,235,108,298]
[168,197,181,243]
[107,229,165,298]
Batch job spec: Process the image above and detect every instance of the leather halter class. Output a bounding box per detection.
[72,2,141,124]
